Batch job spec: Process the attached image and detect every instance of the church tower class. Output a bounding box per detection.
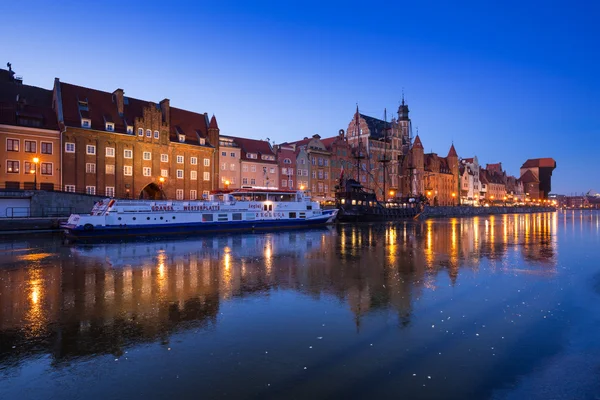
[397,94,411,156]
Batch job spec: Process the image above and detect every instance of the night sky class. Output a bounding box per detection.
[3,0,598,194]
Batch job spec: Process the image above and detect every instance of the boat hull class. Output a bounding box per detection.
[63,213,335,242]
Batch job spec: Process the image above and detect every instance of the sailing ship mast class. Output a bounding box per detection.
[379,108,390,201]
[354,105,365,184]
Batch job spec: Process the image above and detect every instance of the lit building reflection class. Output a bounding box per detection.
[0,214,560,364]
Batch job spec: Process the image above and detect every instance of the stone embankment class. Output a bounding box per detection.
[418,205,555,219]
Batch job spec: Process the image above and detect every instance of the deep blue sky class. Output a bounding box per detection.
[3,0,598,194]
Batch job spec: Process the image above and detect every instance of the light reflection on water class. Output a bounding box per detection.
[0,211,599,399]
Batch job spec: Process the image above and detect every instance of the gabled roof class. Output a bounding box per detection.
[520,169,539,183]
[231,136,277,163]
[359,113,391,140]
[0,80,58,130]
[169,107,212,146]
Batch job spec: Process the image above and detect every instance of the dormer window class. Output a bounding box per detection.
[127,125,133,134]
[81,119,91,128]
[179,134,185,143]
[105,122,115,132]
[284,158,292,164]
[247,153,257,159]
[78,100,88,111]
[199,138,205,145]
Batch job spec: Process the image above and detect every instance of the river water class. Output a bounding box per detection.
[0,211,599,399]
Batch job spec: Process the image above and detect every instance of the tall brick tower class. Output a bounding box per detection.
[208,115,220,190]
[411,135,424,195]
[397,94,411,156]
[447,143,459,202]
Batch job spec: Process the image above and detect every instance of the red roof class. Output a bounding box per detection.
[521,158,556,169]
[59,81,215,147]
[231,136,277,163]
[0,81,58,130]
[447,144,458,158]
[413,135,423,149]
[520,169,539,183]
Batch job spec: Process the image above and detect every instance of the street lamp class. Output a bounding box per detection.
[389,190,395,201]
[452,192,456,206]
[158,176,165,199]
[32,157,39,190]
[225,180,230,190]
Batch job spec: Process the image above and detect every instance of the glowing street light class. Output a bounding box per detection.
[225,180,230,190]
[32,157,39,190]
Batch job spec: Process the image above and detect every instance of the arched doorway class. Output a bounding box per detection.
[140,183,165,200]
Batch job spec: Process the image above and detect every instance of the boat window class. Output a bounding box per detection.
[246,213,255,220]
[232,213,242,221]
[306,205,312,210]
[218,214,228,221]
[352,200,356,205]
[202,214,213,222]
[289,212,297,218]
[253,193,267,201]
[268,204,273,211]
[299,212,306,219]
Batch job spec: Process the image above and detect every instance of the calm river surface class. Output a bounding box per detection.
[1,211,599,399]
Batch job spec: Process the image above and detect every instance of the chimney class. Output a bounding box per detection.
[160,98,170,124]
[113,89,124,116]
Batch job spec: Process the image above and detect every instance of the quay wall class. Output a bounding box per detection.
[418,206,555,219]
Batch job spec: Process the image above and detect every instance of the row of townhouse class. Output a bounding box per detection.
[1,65,219,200]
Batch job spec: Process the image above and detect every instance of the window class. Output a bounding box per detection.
[324,184,329,193]
[106,164,115,174]
[242,178,248,185]
[202,190,210,198]
[230,177,236,184]
[86,186,96,195]
[65,185,75,193]
[85,163,96,174]
[312,171,317,179]
[124,166,133,176]
[143,167,151,176]
[161,169,168,177]
[247,153,257,159]
[230,163,235,171]
[203,172,210,181]
[289,179,293,188]
[318,171,323,179]
[199,138,205,145]
[127,126,133,134]
[284,158,291,164]
[250,178,256,185]
[242,165,248,172]
[105,147,115,157]
[270,168,275,174]
[154,130,159,139]
[282,168,287,175]
[221,151,226,156]
[303,170,308,176]
[230,152,235,157]
[178,134,185,143]
[190,190,197,200]
[161,154,168,162]
[106,123,114,131]
[65,142,75,153]
[7,139,19,152]
[297,170,302,176]
[138,128,143,136]
[124,149,133,159]
[203,158,210,166]
[176,189,184,200]
[86,145,96,155]
[25,140,36,153]
[81,119,90,128]
[191,171,197,180]
[221,163,227,170]
[146,129,151,138]
[324,171,329,179]
[190,157,198,165]
[143,151,151,160]
[24,162,34,174]
[282,180,287,187]
[105,187,115,197]
[176,155,184,164]
[251,165,256,172]
[7,160,19,173]
[177,169,184,179]
[324,159,329,167]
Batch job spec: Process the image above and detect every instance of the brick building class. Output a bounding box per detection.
[274,144,296,190]
[53,79,219,200]
[520,158,557,200]
[346,102,410,199]
[422,144,459,205]
[0,65,60,191]
[285,134,332,201]
[321,129,354,199]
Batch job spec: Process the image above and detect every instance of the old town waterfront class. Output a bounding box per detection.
[1,211,599,399]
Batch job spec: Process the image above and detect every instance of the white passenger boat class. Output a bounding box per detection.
[62,189,337,242]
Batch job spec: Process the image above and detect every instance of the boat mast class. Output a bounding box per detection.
[354,105,365,185]
[379,108,390,201]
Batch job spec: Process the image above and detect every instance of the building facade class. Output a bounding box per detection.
[321,129,354,199]
[274,144,296,191]
[218,136,241,189]
[0,66,61,191]
[54,79,219,200]
[231,137,278,189]
[519,158,557,200]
